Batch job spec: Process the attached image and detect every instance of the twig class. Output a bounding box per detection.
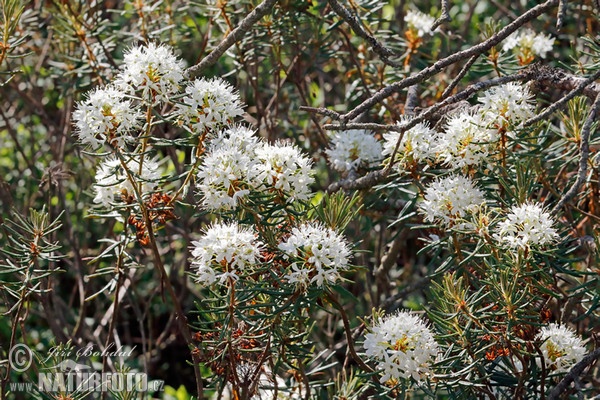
[299,105,342,120]
[340,0,559,122]
[327,0,402,67]
[327,169,389,193]
[404,85,419,116]
[323,122,402,132]
[430,0,452,31]
[441,54,479,100]
[547,348,600,400]
[551,92,600,214]
[556,0,567,29]
[186,0,280,78]
[524,67,600,127]
[325,290,374,373]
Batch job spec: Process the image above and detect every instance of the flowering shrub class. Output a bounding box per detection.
[1,0,600,399]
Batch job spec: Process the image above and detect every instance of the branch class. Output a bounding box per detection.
[186,0,279,78]
[340,0,559,122]
[547,348,600,400]
[327,0,401,67]
[551,91,600,214]
[556,0,567,29]
[524,67,600,127]
[430,0,452,32]
[327,169,389,193]
[441,54,479,99]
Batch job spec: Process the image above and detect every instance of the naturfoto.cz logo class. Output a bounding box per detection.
[8,344,164,394]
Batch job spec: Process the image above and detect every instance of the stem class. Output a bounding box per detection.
[324,290,374,374]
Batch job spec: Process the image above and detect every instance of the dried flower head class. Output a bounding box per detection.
[73,86,142,149]
[363,311,439,383]
[115,42,185,103]
[278,223,351,288]
[494,202,558,249]
[191,221,263,286]
[536,323,586,373]
[419,175,486,229]
[93,156,162,208]
[325,130,382,172]
[174,77,244,134]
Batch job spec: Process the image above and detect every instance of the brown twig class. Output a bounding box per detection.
[327,0,402,67]
[547,348,600,400]
[186,0,280,78]
[340,0,559,122]
[551,92,600,214]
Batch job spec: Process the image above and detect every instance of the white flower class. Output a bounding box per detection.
[73,86,142,149]
[382,118,439,168]
[503,29,554,59]
[93,156,162,207]
[278,223,351,288]
[325,130,382,172]
[436,112,498,168]
[255,142,314,202]
[115,43,185,103]
[536,323,586,374]
[419,175,486,228]
[208,125,260,153]
[191,221,263,286]
[494,202,558,249]
[363,311,439,383]
[404,10,436,37]
[478,83,536,132]
[174,77,244,134]
[196,146,260,211]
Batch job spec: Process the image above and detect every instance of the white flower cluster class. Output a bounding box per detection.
[278,223,351,288]
[404,10,436,38]
[174,77,244,134]
[478,82,536,133]
[363,311,439,383]
[503,29,554,59]
[191,221,263,286]
[115,42,185,103]
[419,175,486,229]
[254,142,314,201]
[436,113,498,169]
[93,156,162,207]
[494,202,558,249]
[73,87,142,150]
[382,119,438,168]
[197,127,314,211]
[536,323,587,373]
[325,130,382,173]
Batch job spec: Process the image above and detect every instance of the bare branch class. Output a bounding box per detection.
[404,85,419,116]
[327,0,402,67]
[441,54,479,100]
[430,0,452,32]
[341,0,559,122]
[556,0,567,29]
[524,67,600,127]
[323,122,401,132]
[551,92,600,214]
[547,348,600,400]
[186,0,279,78]
[327,169,389,193]
[299,105,342,120]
